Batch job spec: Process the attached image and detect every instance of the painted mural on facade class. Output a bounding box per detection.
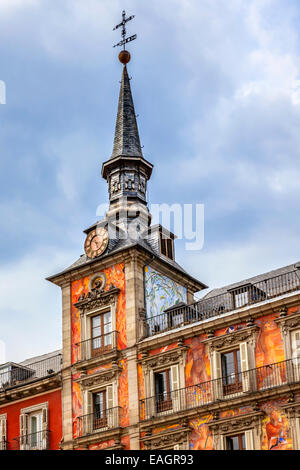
[140,306,300,450]
[261,400,292,450]
[144,265,187,319]
[189,415,214,450]
[71,262,126,363]
[70,263,129,441]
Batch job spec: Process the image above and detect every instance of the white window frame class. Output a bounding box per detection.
[19,402,48,450]
[220,430,255,450]
[211,341,251,400]
[83,380,118,431]
[0,414,7,450]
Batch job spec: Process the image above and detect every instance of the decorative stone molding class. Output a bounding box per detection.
[142,428,190,450]
[77,364,121,389]
[88,273,107,292]
[140,345,188,370]
[137,308,148,342]
[21,401,48,414]
[209,411,263,434]
[281,400,300,449]
[209,411,263,450]
[74,286,120,315]
[203,325,259,354]
[276,311,300,335]
[275,311,300,362]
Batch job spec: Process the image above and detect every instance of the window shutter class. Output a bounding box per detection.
[245,430,255,450]
[0,416,6,450]
[86,391,93,415]
[148,370,155,419]
[240,342,250,392]
[106,384,114,428]
[42,408,48,450]
[219,435,226,450]
[212,351,223,399]
[19,414,28,450]
[171,365,180,412]
[84,392,93,436]
[295,417,300,449]
[291,330,300,381]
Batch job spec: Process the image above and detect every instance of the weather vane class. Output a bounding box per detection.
[113,10,137,65]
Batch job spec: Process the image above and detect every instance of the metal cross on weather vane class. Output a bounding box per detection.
[113,10,137,50]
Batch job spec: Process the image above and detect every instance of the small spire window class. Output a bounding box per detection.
[160,232,174,260]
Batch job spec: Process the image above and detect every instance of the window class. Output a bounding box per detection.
[226,433,246,450]
[29,413,43,449]
[0,415,6,450]
[221,349,242,395]
[160,232,174,260]
[231,285,266,309]
[84,384,116,434]
[211,342,250,399]
[155,369,172,412]
[234,292,249,309]
[291,330,300,381]
[93,391,107,429]
[153,365,180,414]
[91,311,112,356]
[19,404,48,450]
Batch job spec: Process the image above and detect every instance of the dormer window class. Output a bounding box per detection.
[229,284,266,309]
[160,232,174,260]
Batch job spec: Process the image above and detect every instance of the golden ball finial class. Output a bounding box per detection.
[119,50,131,65]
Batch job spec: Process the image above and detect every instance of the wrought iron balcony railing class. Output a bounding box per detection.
[0,354,62,391]
[139,357,300,421]
[147,270,300,336]
[75,331,118,363]
[0,440,7,450]
[77,406,121,437]
[12,430,50,450]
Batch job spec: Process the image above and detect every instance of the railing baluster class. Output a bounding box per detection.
[139,357,299,422]
[146,270,300,337]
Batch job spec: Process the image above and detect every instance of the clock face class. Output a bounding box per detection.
[84,228,109,259]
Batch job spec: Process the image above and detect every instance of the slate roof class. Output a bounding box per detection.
[204,261,300,299]
[111,65,143,159]
[47,226,207,290]
[0,350,62,376]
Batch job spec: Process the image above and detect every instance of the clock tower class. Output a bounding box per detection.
[47,14,206,450]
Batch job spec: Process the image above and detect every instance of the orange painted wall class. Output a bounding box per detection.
[70,263,129,444]
[0,389,62,450]
[141,307,300,450]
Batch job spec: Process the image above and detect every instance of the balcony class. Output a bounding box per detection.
[146,270,300,337]
[12,431,50,450]
[77,406,122,437]
[0,354,62,391]
[0,440,7,451]
[74,331,118,365]
[139,357,300,422]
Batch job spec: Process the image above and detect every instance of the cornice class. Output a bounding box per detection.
[0,374,61,405]
[73,348,119,372]
[142,427,191,450]
[209,410,264,434]
[74,286,120,314]
[75,365,121,389]
[202,325,259,352]
[139,344,189,370]
[275,310,300,333]
[75,427,122,448]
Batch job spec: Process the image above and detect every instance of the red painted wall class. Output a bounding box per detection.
[0,388,62,450]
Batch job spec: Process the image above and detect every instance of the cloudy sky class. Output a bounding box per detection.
[1,0,300,362]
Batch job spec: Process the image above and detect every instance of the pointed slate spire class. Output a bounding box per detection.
[111,65,143,159]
